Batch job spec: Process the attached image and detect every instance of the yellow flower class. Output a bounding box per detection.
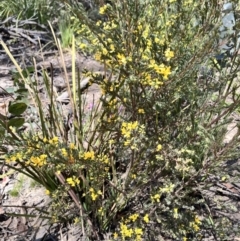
[129,213,139,222]
[138,108,145,114]
[142,25,150,39]
[130,121,139,129]
[95,52,102,61]
[184,0,193,6]
[165,48,174,61]
[67,176,80,187]
[110,44,115,53]
[111,22,117,29]
[117,53,127,65]
[40,154,47,160]
[156,144,162,151]
[100,155,109,164]
[49,136,58,145]
[30,155,47,167]
[134,228,143,235]
[121,128,131,138]
[195,215,201,225]
[149,61,171,80]
[109,139,115,145]
[61,148,68,157]
[159,64,171,79]
[9,126,16,133]
[83,151,95,160]
[120,223,134,238]
[173,208,178,219]
[192,223,200,231]
[98,207,104,216]
[91,192,98,201]
[99,5,108,15]
[89,188,101,201]
[5,158,11,163]
[137,23,143,31]
[124,140,131,146]
[69,143,76,149]
[155,36,165,45]
[79,43,86,49]
[121,121,139,139]
[151,193,160,202]
[74,217,80,224]
[45,189,50,195]
[113,232,118,239]
[143,214,149,223]
[136,234,142,241]
[131,174,137,179]
[96,20,102,26]
[102,48,108,55]
[10,155,17,162]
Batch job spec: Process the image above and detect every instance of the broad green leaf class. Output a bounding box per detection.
[8,102,27,116]
[8,117,25,128]
[5,87,17,94]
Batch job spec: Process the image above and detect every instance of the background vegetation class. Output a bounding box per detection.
[1,0,240,240]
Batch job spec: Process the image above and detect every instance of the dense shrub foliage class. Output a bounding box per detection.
[1,0,240,240]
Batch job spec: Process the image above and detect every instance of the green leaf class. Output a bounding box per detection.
[11,66,34,80]
[8,117,25,128]
[15,88,29,100]
[8,102,27,116]
[5,87,17,94]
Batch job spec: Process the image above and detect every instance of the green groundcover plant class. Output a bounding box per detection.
[1,0,240,240]
[0,0,62,25]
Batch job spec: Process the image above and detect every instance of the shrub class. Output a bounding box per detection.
[1,0,240,240]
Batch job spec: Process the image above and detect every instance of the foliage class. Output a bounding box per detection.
[0,0,240,240]
[59,13,75,48]
[0,0,63,25]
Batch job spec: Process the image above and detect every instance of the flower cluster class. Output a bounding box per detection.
[165,48,174,61]
[113,213,149,240]
[89,188,102,201]
[83,151,95,160]
[99,4,109,15]
[148,60,171,80]
[189,215,202,232]
[121,121,145,149]
[66,176,80,187]
[28,154,47,167]
[5,135,79,169]
[72,2,178,91]
[121,121,139,138]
